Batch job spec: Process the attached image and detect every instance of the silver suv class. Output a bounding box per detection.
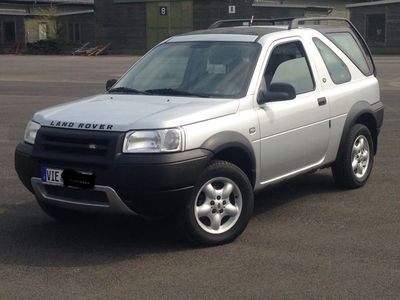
[15,17,384,245]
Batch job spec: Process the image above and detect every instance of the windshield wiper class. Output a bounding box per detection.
[145,88,210,98]
[108,87,151,95]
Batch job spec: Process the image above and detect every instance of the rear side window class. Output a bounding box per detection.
[313,38,351,85]
[326,32,372,76]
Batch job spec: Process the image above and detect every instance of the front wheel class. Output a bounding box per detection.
[179,160,254,246]
[332,124,374,189]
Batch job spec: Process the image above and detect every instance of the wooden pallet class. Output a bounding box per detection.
[73,42,112,56]
[88,43,112,56]
[72,42,90,55]
[9,43,22,54]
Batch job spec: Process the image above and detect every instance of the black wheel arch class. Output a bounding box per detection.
[200,131,256,187]
[337,101,384,160]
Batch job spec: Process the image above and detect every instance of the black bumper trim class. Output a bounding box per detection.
[15,143,212,216]
[374,106,384,132]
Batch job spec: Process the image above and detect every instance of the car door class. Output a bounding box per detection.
[256,38,330,185]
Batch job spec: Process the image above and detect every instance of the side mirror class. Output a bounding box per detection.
[258,82,296,104]
[106,79,117,91]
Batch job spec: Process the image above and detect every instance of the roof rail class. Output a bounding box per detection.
[209,17,295,29]
[289,17,376,76]
[208,16,375,75]
[290,17,355,30]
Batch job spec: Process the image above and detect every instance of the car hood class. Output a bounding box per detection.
[33,94,239,132]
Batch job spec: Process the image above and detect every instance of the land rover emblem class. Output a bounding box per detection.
[88,144,97,150]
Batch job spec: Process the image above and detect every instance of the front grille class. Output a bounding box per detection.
[41,134,108,156]
[35,127,123,161]
[44,185,109,204]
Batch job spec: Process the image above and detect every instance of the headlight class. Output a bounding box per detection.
[123,128,184,153]
[24,121,41,145]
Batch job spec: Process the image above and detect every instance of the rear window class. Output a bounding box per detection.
[313,38,351,85]
[326,32,373,76]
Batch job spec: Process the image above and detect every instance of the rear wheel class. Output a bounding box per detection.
[332,124,374,189]
[179,160,254,246]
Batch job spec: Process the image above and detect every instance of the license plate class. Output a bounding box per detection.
[63,169,95,189]
[41,167,64,185]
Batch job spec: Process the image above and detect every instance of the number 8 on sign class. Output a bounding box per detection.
[160,6,167,16]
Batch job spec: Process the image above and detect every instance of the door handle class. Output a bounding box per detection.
[318,97,327,106]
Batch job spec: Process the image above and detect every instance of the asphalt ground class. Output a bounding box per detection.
[0,55,399,299]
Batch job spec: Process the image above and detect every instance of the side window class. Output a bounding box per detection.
[313,38,351,85]
[326,32,372,76]
[265,41,315,95]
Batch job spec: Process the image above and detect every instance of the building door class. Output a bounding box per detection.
[367,14,386,44]
[146,0,193,50]
[4,21,16,44]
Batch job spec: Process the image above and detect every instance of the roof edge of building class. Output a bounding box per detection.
[252,3,332,10]
[0,8,94,16]
[0,0,93,5]
[347,0,400,8]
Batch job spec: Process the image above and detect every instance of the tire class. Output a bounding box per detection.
[36,198,93,221]
[178,160,254,246]
[332,124,374,189]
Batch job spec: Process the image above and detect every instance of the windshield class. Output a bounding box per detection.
[113,41,261,98]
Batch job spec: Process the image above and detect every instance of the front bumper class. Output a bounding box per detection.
[15,141,212,216]
[30,177,137,215]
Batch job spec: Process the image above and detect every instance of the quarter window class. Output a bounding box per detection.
[313,38,351,85]
[265,41,315,95]
[327,32,372,76]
